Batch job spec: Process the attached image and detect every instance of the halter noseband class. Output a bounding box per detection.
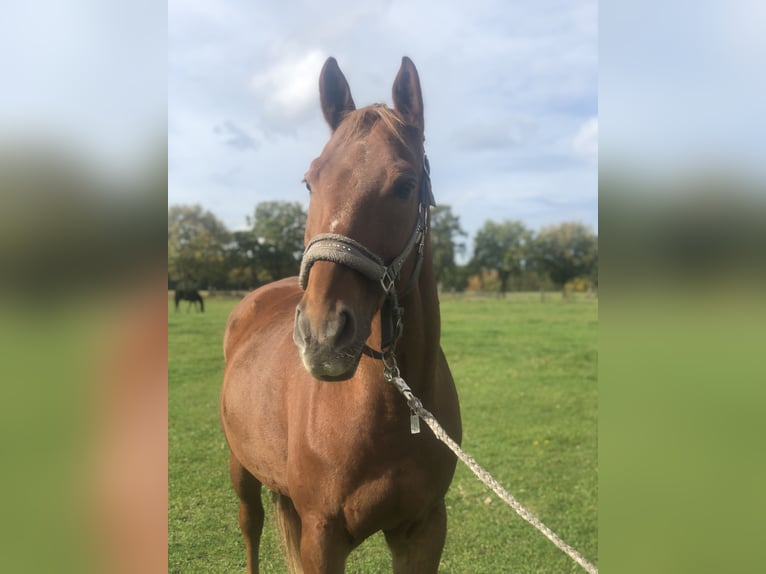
[298,155,434,358]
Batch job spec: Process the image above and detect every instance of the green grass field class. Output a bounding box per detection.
[169,292,597,573]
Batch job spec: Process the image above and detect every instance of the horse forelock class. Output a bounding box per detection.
[338,104,411,148]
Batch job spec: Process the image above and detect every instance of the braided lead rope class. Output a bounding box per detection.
[385,370,598,574]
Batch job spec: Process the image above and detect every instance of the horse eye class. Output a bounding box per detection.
[302,179,312,193]
[392,180,415,200]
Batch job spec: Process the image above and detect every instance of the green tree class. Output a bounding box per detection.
[225,229,260,289]
[429,205,467,291]
[168,204,231,288]
[249,201,307,281]
[533,222,598,290]
[471,220,533,295]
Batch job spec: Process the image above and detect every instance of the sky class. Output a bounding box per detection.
[0,0,165,180]
[168,0,598,243]
[600,0,766,179]
[2,1,762,239]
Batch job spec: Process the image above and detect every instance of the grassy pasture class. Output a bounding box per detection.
[169,292,597,573]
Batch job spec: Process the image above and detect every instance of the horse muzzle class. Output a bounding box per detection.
[293,300,369,381]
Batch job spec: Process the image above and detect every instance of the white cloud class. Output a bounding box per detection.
[249,49,327,123]
[573,117,598,161]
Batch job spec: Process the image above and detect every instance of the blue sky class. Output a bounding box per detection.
[168,0,598,243]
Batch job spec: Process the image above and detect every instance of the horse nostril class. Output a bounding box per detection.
[294,302,358,352]
[333,307,356,349]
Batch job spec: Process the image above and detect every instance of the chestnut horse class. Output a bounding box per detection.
[220,57,462,573]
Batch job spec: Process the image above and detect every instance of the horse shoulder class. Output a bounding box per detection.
[221,278,304,490]
[223,277,301,362]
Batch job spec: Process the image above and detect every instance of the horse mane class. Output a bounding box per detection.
[339,104,409,147]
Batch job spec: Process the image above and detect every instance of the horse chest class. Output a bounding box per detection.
[288,399,455,535]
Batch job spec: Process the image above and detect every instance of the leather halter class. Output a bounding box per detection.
[298,155,435,359]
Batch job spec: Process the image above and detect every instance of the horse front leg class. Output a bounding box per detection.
[298,513,351,574]
[384,499,447,574]
[229,453,265,574]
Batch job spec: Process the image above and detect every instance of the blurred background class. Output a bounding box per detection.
[600,1,766,572]
[1,0,764,572]
[0,1,166,573]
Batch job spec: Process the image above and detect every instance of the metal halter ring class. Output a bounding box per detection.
[380,270,397,294]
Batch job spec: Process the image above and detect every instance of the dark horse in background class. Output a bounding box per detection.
[220,57,461,573]
[174,289,204,313]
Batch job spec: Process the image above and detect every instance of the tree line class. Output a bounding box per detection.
[168,202,597,295]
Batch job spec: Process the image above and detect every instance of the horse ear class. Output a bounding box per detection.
[319,57,356,131]
[392,56,424,133]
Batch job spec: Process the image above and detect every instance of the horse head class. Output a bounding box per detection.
[293,57,430,381]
